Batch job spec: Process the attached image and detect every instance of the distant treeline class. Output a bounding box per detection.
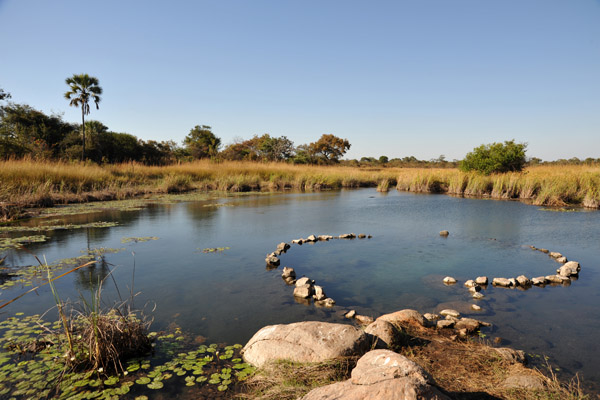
[0,101,595,167]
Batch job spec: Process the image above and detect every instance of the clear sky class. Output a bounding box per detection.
[1,0,599,161]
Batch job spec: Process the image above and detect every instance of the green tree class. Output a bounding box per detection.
[379,155,389,164]
[460,140,527,175]
[0,87,11,102]
[308,134,351,163]
[64,74,102,161]
[183,125,221,159]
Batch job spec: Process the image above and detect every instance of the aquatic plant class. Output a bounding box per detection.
[121,236,160,244]
[0,235,47,252]
[201,247,230,253]
[0,221,118,233]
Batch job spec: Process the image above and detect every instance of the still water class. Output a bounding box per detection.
[2,189,600,391]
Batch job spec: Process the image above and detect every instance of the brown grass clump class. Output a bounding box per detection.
[69,308,152,373]
[238,357,357,400]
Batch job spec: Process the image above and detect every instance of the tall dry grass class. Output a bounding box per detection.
[0,159,598,219]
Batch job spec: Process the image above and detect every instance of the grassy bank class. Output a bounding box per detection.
[1,159,599,219]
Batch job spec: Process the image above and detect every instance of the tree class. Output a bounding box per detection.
[0,87,11,102]
[183,125,221,159]
[64,74,102,161]
[379,156,389,164]
[460,140,527,175]
[308,134,351,163]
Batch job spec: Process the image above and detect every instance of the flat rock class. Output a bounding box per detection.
[242,321,370,368]
[318,235,333,241]
[545,274,570,284]
[501,374,546,390]
[377,309,425,327]
[454,318,481,334]
[355,315,374,326]
[475,276,488,285]
[303,350,450,400]
[439,309,460,319]
[471,304,481,311]
[492,277,512,287]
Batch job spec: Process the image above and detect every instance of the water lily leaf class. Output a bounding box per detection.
[147,381,163,390]
[135,377,151,385]
[103,376,119,385]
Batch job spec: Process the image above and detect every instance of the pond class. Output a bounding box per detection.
[1,189,599,395]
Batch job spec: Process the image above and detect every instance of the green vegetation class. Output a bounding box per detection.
[201,247,230,253]
[121,237,160,244]
[460,140,527,175]
[64,74,103,161]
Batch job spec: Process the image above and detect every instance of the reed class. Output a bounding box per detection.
[0,159,598,220]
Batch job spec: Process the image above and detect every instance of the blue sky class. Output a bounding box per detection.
[0,0,598,161]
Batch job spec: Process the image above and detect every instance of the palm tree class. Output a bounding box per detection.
[64,74,102,161]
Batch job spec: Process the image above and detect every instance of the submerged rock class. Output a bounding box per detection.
[242,321,370,367]
[315,298,336,307]
[471,304,482,311]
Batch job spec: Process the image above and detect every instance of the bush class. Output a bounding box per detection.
[460,140,527,175]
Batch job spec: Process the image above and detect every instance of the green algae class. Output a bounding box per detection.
[200,247,230,253]
[121,237,160,244]
[0,235,48,252]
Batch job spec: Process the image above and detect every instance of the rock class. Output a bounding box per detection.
[531,276,547,285]
[296,277,314,287]
[276,242,291,252]
[377,309,425,328]
[318,235,333,241]
[365,320,402,349]
[463,279,477,287]
[442,276,457,284]
[545,274,570,284]
[539,248,549,253]
[508,278,517,287]
[472,292,485,299]
[294,284,314,299]
[281,267,296,279]
[345,310,356,319]
[265,254,280,266]
[339,233,356,239]
[313,285,327,301]
[475,276,488,285]
[291,239,304,245]
[423,313,440,322]
[315,298,336,307]
[273,249,282,256]
[367,235,373,238]
[501,374,546,390]
[439,309,460,319]
[557,261,580,277]
[471,304,481,311]
[306,234,317,242]
[492,277,512,287]
[355,315,374,326]
[468,285,481,293]
[357,233,367,239]
[439,230,449,236]
[555,256,568,263]
[494,348,526,364]
[516,275,531,286]
[549,251,562,259]
[242,321,370,368]
[454,318,481,334]
[436,319,455,329]
[303,350,450,400]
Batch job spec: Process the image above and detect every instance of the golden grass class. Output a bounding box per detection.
[0,159,598,220]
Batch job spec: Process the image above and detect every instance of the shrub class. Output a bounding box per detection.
[460,140,527,175]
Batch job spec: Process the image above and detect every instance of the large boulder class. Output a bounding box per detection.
[492,277,512,287]
[242,321,369,367]
[364,320,407,349]
[557,261,580,277]
[376,309,425,328]
[303,350,450,400]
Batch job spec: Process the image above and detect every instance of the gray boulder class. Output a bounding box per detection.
[365,320,402,349]
[242,321,370,368]
[303,350,449,400]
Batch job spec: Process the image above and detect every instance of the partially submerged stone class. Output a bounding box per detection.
[436,319,455,329]
[317,234,333,241]
[545,274,570,284]
[516,275,531,287]
[439,230,449,237]
[492,277,512,287]
[357,233,366,239]
[471,304,482,311]
[293,284,313,299]
[442,276,457,285]
[472,292,485,299]
[475,276,488,285]
[242,321,370,367]
[345,310,356,319]
[315,298,335,307]
[339,233,356,239]
[555,256,568,263]
[355,315,375,326]
[265,253,280,266]
[531,276,547,285]
[468,285,481,293]
[281,266,296,279]
[295,277,314,286]
[557,261,580,277]
[313,285,327,301]
[464,279,477,288]
[306,234,317,242]
[276,242,291,252]
[303,350,450,400]
[549,251,563,259]
[291,239,304,245]
[439,309,460,319]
